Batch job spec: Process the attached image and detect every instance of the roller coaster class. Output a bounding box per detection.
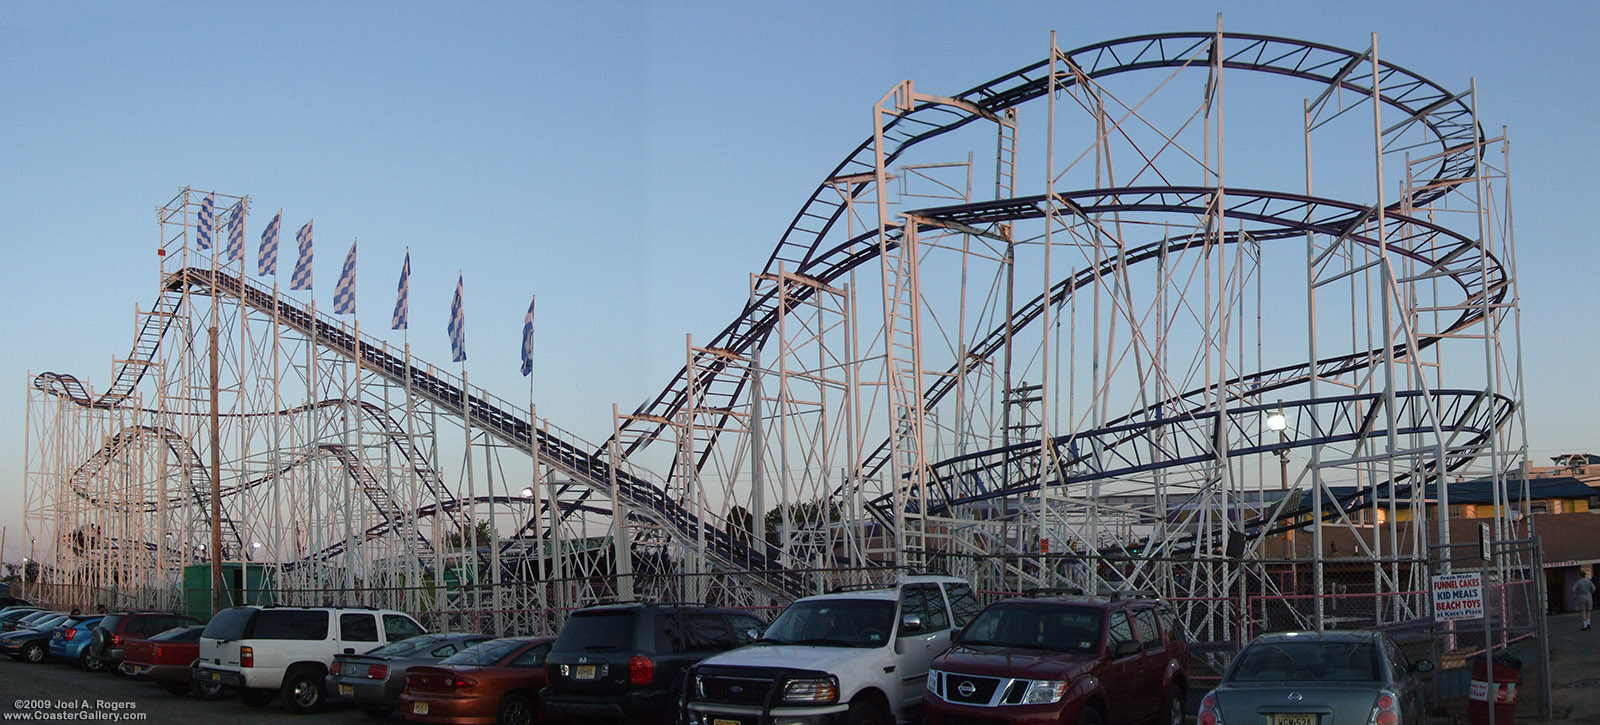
[24,27,1526,639]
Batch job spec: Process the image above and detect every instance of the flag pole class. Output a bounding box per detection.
[525,295,549,632]
[454,271,479,630]
[304,221,321,602]
[202,192,226,614]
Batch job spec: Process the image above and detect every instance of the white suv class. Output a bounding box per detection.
[195,605,427,713]
[686,574,982,725]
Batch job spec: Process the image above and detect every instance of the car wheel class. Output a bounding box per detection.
[1165,689,1186,725]
[843,701,889,725]
[195,680,226,699]
[1079,705,1106,725]
[281,668,326,714]
[160,680,191,696]
[22,642,45,664]
[239,688,276,707]
[361,706,395,719]
[79,648,104,673]
[496,694,535,725]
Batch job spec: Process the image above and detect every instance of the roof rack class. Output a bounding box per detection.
[1022,587,1087,598]
[581,599,711,608]
[827,582,896,594]
[1108,589,1160,601]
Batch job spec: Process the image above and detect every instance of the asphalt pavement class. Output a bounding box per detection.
[1546,611,1600,723]
[0,656,380,725]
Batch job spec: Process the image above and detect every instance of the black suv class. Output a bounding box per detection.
[542,603,767,725]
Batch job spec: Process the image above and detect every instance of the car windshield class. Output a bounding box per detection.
[760,599,896,648]
[439,638,524,666]
[1229,640,1380,682]
[29,615,67,630]
[955,603,1104,654]
[364,635,444,658]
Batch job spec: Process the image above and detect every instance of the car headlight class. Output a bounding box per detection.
[782,676,839,703]
[925,668,941,694]
[1022,679,1069,704]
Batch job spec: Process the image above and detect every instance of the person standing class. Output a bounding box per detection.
[1575,572,1596,630]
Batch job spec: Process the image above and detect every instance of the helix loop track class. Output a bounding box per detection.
[611,32,1485,493]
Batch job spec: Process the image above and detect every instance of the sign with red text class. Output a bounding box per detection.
[1432,572,1484,622]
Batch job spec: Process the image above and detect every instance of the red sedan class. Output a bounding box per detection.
[400,637,553,725]
[119,625,223,697]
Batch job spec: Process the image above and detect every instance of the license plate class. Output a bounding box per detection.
[201,671,221,681]
[339,684,355,697]
[1273,715,1316,725]
[413,702,429,715]
[575,665,596,680]
[713,719,741,725]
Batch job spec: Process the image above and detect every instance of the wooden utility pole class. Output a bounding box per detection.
[209,326,225,614]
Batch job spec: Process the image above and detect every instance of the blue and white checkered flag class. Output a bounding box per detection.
[448,274,466,362]
[290,220,313,291]
[391,251,410,330]
[225,203,245,262]
[520,295,535,376]
[259,209,282,276]
[196,193,215,251]
[332,240,357,314]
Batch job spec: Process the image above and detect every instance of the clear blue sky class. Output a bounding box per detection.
[2,1,1595,557]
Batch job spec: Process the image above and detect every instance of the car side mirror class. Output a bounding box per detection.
[901,613,924,633]
[745,628,760,642]
[1113,639,1141,658]
[1412,659,1435,673]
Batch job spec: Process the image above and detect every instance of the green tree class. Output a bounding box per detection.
[726,505,755,546]
[447,521,495,549]
[763,500,840,546]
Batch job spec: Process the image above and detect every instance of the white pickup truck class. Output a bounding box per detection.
[194,605,426,714]
[685,574,982,725]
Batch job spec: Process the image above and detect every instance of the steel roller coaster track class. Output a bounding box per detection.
[39,266,806,598]
[36,31,1505,599]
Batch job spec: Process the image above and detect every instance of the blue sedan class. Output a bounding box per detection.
[47,616,103,668]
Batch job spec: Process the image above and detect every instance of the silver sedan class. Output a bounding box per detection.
[1198,630,1434,725]
[324,632,495,717]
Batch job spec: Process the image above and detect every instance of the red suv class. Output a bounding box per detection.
[923,591,1188,725]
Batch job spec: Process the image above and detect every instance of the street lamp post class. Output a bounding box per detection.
[1266,402,1296,586]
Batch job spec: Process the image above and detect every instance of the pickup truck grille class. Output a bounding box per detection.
[942,674,1001,705]
[698,674,774,705]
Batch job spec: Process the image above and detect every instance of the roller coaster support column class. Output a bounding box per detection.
[527,348,547,631]
[1037,32,1065,586]
[683,334,708,601]
[1303,94,1326,634]
[750,348,766,557]
[208,324,225,615]
[544,422,564,630]
[610,405,633,602]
